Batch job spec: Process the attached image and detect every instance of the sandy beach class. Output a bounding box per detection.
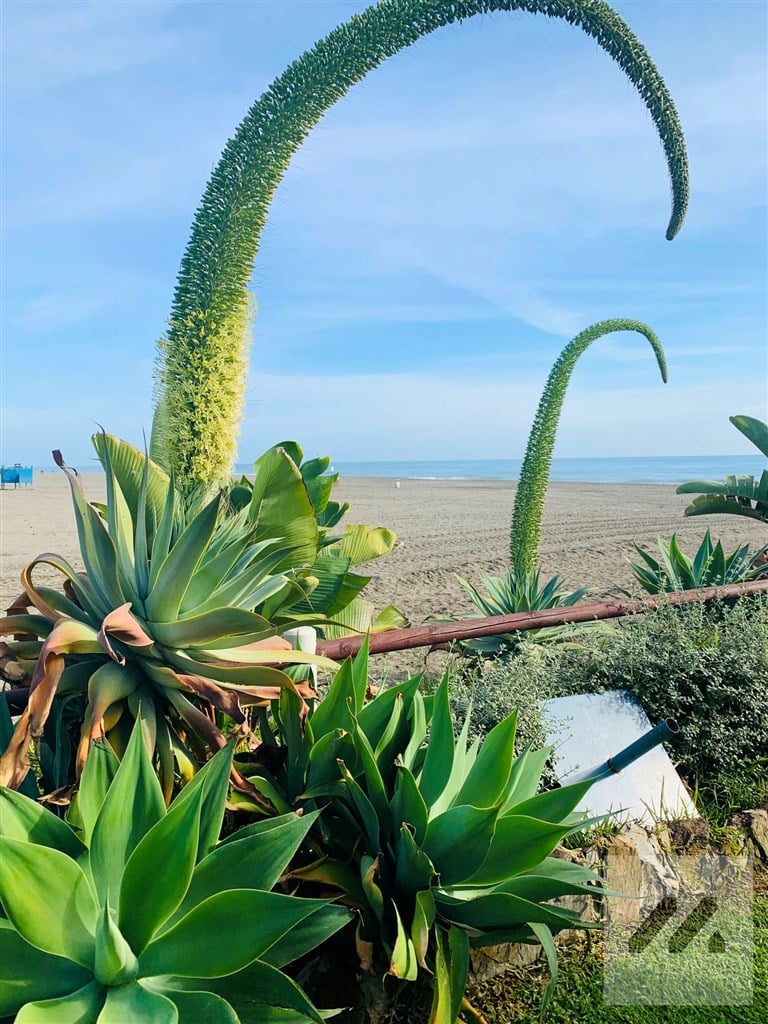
[2,473,765,630]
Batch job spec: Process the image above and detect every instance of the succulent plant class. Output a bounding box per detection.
[0,721,351,1023]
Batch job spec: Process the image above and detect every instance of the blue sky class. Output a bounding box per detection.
[2,0,766,466]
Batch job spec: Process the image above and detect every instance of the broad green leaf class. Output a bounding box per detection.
[260,904,352,969]
[350,714,391,833]
[92,434,170,541]
[351,636,370,710]
[500,747,551,812]
[389,903,418,981]
[422,805,496,885]
[530,921,559,1012]
[149,607,274,649]
[435,889,583,934]
[167,811,318,926]
[160,741,234,862]
[16,982,104,1024]
[465,815,578,885]
[418,677,455,806]
[394,824,435,896]
[503,779,594,824]
[356,674,420,750]
[196,957,327,1024]
[97,981,178,1024]
[309,659,357,741]
[94,905,138,986]
[454,710,517,809]
[146,495,221,621]
[0,921,91,1017]
[338,762,381,856]
[162,988,239,1024]
[90,718,165,901]
[119,786,203,953]
[247,447,318,572]
[391,764,428,843]
[0,787,85,859]
[731,414,768,457]
[139,890,332,978]
[337,524,397,565]
[0,838,97,968]
[411,889,436,969]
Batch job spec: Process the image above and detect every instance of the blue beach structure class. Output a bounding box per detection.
[1,464,33,488]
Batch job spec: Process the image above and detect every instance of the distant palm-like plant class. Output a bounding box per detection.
[677,415,768,524]
[150,0,689,492]
[510,318,668,576]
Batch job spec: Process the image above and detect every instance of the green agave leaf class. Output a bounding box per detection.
[0,920,92,1018]
[98,981,178,1024]
[454,710,517,810]
[350,714,392,834]
[429,926,469,1024]
[421,805,496,885]
[146,494,222,621]
[149,607,275,648]
[360,855,384,924]
[418,677,455,806]
[309,658,358,741]
[0,786,86,859]
[411,889,436,970]
[166,740,234,862]
[500,746,551,812]
[502,778,594,824]
[90,717,166,902]
[391,763,428,843]
[0,837,97,968]
[92,434,170,541]
[194,957,327,1024]
[15,981,104,1024]
[139,890,333,979]
[260,904,352,970]
[436,889,583,934]
[401,689,427,772]
[119,785,203,954]
[161,988,239,1024]
[69,740,120,845]
[356,674,421,750]
[167,811,319,927]
[390,903,419,981]
[464,815,579,886]
[337,761,381,856]
[94,904,139,986]
[394,823,435,896]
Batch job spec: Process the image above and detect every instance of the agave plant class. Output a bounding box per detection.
[0,720,351,1023]
[454,568,590,655]
[150,0,689,491]
[242,642,607,1020]
[0,434,338,799]
[630,531,768,594]
[677,415,768,524]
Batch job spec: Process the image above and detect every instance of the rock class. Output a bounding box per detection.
[730,809,768,863]
[598,822,680,927]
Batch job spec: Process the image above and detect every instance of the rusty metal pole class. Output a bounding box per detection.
[316,579,768,661]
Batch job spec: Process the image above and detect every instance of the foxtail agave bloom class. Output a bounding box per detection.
[0,435,337,801]
[0,722,351,1023]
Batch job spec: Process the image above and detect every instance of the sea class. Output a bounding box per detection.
[240,455,764,486]
[49,455,763,485]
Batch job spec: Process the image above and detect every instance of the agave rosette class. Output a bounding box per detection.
[249,642,608,1020]
[1,721,351,1023]
[0,435,337,799]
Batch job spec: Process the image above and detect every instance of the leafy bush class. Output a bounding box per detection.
[549,597,768,791]
[242,642,608,1021]
[630,530,768,592]
[448,646,553,754]
[0,721,350,1023]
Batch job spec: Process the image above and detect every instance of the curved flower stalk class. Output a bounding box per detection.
[151,0,689,491]
[509,318,668,577]
[0,722,351,1023]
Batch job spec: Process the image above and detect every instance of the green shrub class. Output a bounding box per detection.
[550,597,768,794]
[630,530,768,593]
